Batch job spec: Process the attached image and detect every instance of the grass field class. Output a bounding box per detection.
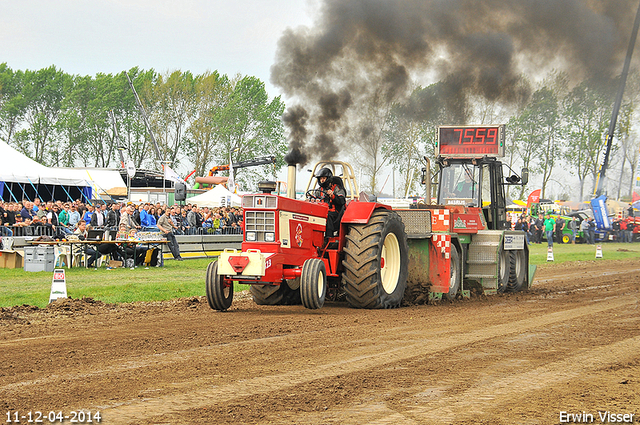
[0,243,638,309]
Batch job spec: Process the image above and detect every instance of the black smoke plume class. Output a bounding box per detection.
[272,0,638,165]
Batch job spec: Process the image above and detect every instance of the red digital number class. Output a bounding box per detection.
[487,128,497,144]
[463,128,474,144]
[475,128,485,144]
[454,129,463,144]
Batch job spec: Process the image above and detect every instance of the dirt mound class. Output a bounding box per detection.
[0,306,36,325]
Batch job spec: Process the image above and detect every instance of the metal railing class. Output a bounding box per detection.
[1,225,55,237]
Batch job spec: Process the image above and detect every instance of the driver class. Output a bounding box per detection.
[454,172,475,198]
[315,168,346,239]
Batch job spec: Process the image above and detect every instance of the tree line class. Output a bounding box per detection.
[1,63,639,202]
[358,71,640,202]
[0,64,287,190]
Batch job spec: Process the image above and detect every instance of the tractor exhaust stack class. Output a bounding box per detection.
[287,163,296,199]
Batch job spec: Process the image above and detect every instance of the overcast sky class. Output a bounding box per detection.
[1,0,316,98]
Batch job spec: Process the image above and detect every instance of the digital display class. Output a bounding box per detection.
[436,125,505,157]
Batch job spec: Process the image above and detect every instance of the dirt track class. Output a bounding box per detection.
[1,258,639,424]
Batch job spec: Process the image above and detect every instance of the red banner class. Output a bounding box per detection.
[527,189,541,208]
[632,191,640,203]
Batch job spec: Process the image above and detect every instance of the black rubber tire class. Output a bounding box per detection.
[342,209,409,309]
[507,249,527,292]
[251,284,301,305]
[497,246,510,294]
[300,258,326,309]
[205,260,233,311]
[562,233,570,244]
[444,247,461,301]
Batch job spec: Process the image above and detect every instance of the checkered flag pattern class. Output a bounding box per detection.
[433,233,451,259]
[431,209,450,231]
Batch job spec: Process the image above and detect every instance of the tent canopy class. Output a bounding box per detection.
[0,142,127,202]
[0,141,89,186]
[189,185,242,207]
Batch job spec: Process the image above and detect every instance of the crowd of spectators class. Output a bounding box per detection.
[0,198,244,238]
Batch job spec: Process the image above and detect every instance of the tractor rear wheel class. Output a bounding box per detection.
[507,249,527,292]
[205,260,233,311]
[342,209,408,309]
[251,283,301,305]
[444,247,461,301]
[300,258,326,309]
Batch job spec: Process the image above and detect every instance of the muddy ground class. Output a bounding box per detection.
[1,258,639,424]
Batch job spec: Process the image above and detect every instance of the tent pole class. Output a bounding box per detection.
[6,183,18,202]
[17,182,31,202]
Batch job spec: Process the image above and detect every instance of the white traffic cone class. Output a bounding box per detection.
[595,245,603,259]
[49,269,68,303]
[547,247,554,262]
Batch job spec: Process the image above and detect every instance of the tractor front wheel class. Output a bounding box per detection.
[300,258,327,309]
[342,209,408,309]
[205,260,233,311]
[497,247,510,294]
[444,247,461,301]
[507,249,527,292]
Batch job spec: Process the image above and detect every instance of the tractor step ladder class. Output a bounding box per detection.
[465,230,503,292]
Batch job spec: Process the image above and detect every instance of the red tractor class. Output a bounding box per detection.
[206,125,534,311]
[205,161,409,310]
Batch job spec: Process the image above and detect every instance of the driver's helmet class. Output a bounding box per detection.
[315,168,333,188]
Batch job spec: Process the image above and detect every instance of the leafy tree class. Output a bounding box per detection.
[122,68,160,170]
[215,76,286,189]
[152,70,198,167]
[0,63,25,146]
[563,80,612,200]
[186,71,232,179]
[19,66,70,164]
[382,84,448,198]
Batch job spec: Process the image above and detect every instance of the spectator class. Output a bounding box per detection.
[0,203,13,236]
[612,218,621,242]
[119,205,138,232]
[90,205,106,227]
[20,201,34,221]
[587,218,596,245]
[106,203,120,229]
[627,220,635,243]
[68,205,81,229]
[145,206,159,231]
[32,198,41,214]
[568,217,577,244]
[74,221,99,268]
[169,207,184,235]
[133,205,142,226]
[139,204,155,230]
[555,215,565,244]
[543,214,555,248]
[83,205,94,224]
[534,213,544,244]
[157,208,183,260]
[4,202,16,227]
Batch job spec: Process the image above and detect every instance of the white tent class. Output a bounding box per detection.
[189,184,242,207]
[0,141,126,201]
[0,141,89,186]
[55,167,127,198]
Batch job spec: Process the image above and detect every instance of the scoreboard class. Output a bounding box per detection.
[436,125,506,157]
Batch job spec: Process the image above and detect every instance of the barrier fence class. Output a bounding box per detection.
[1,225,55,237]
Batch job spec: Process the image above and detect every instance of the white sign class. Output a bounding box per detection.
[49,269,68,303]
[503,234,525,250]
[126,160,136,178]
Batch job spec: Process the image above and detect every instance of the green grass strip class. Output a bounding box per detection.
[0,243,637,308]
